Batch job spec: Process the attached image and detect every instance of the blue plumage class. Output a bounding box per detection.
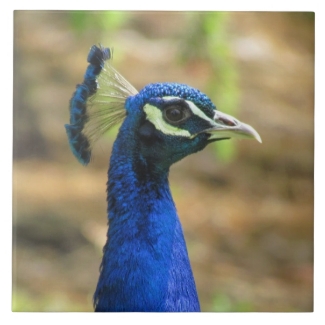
[66,45,261,312]
[65,46,107,164]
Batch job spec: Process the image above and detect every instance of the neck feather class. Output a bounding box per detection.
[93,120,200,312]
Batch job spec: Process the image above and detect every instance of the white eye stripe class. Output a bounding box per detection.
[143,104,191,137]
[162,96,215,124]
[187,101,215,124]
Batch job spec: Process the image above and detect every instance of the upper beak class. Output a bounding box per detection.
[204,110,262,143]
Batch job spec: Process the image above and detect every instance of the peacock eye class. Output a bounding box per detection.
[163,102,191,124]
[165,107,183,121]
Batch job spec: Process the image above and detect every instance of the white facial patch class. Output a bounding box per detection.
[143,104,191,137]
[143,97,218,138]
[163,96,215,123]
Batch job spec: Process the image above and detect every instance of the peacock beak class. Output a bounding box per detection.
[205,110,262,143]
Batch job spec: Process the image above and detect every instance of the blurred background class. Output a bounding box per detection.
[12,11,314,312]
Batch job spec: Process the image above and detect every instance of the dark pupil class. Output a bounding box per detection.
[166,107,183,122]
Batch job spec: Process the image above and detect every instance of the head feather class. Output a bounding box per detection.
[65,45,138,165]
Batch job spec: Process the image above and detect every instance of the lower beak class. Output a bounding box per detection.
[205,110,262,143]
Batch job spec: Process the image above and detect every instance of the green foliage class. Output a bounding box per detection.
[12,290,88,312]
[181,12,240,163]
[68,11,128,35]
[12,290,39,312]
[212,293,255,312]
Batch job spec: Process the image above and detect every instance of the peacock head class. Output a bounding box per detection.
[66,45,261,167]
[122,82,261,168]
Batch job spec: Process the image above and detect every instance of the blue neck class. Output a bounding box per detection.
[93,118,200,312]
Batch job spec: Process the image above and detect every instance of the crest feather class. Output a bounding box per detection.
[65,45,138,165]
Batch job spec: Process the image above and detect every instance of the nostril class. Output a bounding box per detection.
[218,117,236,126]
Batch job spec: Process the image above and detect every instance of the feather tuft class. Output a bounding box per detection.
[65,45,138,165]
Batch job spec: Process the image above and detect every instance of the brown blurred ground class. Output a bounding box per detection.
[13,11,314,311]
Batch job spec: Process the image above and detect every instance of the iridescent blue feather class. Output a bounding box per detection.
[65,45,138,165]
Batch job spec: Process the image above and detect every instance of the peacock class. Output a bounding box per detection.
[65,45,261,312]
